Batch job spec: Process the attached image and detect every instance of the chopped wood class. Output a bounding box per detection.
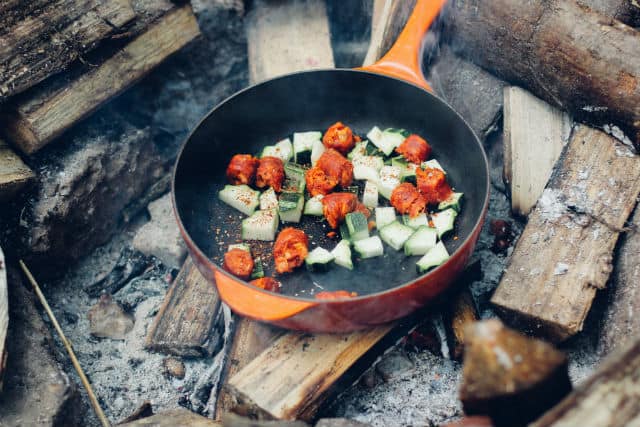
[222,413,308,426]
[460,320,572,427]
[530,336,640,427]
[0,137,34,201]
[145,257,222,357]
[246,0,334,83]
[0,247,7,390]
[119,408,221,427]
[375,0,416,64]
[362,0,391,66]
[491,126,640,342]
[579,0,640,27]
[503,86,571,217]
[227,326,398,421]
[85,247,151,297]
[444,288,479,361]
[0,0,136,100]
[599,206,640,356]
[118,401,153,425]
[448,0,640,149]
[2,4,201,154]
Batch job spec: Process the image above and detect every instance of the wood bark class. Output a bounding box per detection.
[119,409,221,427]
[579,0,640,27]
[503,86,571,217]
[531,337,640,427]
[491,126,640,342]
[1,2,200,154]
[448,0,640,149]
[0,247,6,391]
[0,0,136,100]
[599,206,640,356]
[0,137,34,201]
[145,257,222,357]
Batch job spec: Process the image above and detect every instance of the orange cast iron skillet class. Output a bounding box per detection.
[172,0,490,332]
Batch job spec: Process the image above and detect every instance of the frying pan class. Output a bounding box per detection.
[172,0,490,332]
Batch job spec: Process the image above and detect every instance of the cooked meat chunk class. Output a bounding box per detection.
[321,192,358,229]
[416,167,453,204]
[390,182,427,218]
[316,148,353,188]
[226,154,259,185]
[255,156,285,192]
[273,227,309,274]
[223,248,254,280]
[396,134,431,164]
[250,277,281,292]
[322,121,355,155]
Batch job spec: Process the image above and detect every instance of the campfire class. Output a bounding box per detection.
[1,0,639,426]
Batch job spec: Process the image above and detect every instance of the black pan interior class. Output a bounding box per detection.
[174,70,488,299]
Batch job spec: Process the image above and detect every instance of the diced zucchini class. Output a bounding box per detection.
[377,165,402,199]
[379,220,415,251]
[375,207,396,229]
[348,140,368,160]
[305,247,334,272]
[251,257,264,279]
[363,181,378,208]
[284,162,306,181]
[331,240,353,270]
[367,126,406,156]
[345,212,369,241]
[416,241,450,273]
[278,192,304,223]
[404,226,437,256]
[282,163,306,193]
[228,243,251,253]
[219,185,260,216]
[311,139,325,166]
[422,159,446,173]
[259,187,278,211]
[353,236,384,259]
[431,208,458,238]
[261,138,293,162]
[303,195,324,216]
[392,156,418,181]
[402,213,429,229]
[241,209,279,241]
[340,223,351,242]
[343,186,360,195]
[293,132,321,164]
[353,155,384,181]
[438,192,463,212]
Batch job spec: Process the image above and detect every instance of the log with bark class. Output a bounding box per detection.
[579,0,640,27]
[460,320,572,427]
[448,0,640,149]
[1,1,200,154]
[491,126,640,342]
[119,408,222,427]
[0,137,34,201]
[530,336,640,427]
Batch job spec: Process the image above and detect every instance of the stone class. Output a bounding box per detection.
[0,268,82,426]
[133,193,187,269]
[85,246,153,297]
[88,294,135,340]
[375,350,414,382]
[163,357,186,379]
[427,46,506,140]
[315,419,371,427]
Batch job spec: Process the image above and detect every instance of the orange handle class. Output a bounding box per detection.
[361,0,447,91]
[215,270,317,321]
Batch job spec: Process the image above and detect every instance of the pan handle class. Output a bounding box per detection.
[360,0,447,91]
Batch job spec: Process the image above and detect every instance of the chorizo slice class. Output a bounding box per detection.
[316,148,354,188]
[321,192,358,229]
[273,227,309,274]
[390,182,427,218]
[250,277,281,293]
[322,122,355,155]
[223,248,254,280]
[305,166,339,196]
[416,167,453,204]
[226,154,259,185]
[395,134,431,164]
[256,156,285,192]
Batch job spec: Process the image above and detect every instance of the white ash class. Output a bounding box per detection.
[554,262,570,276]
[582,106,608,112]
[602,124,635,150]
[537,189,568,222]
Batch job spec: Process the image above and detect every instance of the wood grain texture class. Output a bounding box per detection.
[0,0,136,100]
[362,0,392,66]
[503,86,571,217]
[599,206,640,356]
[579,0,640,27]
[0,247,7,391]
[491,126,640,342]
[443,288,478,361]
[448,0,640,149]
[531,337,640,427]
[0,137,34,201]
[227,326,395,421]
[119,409,222,427]
[145,256,222,357]
[2,4,200,154]
[246,0,334,83]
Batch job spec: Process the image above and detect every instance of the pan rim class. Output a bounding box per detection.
[172,68,490,303]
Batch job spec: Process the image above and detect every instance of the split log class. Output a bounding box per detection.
[0,0,136,100]
[460,320,572,427]
[0,137,34,201]
[448,0,640,149]
[0,247,7,390]
[599,206,640,355]
[491,126,640,342]
[222,413,308,426]
[443,288,479,361]
[503,86,571,216]
[2,3,201,154]
[145,257,222,357]
[119,408,221,427]
[579,0,640,27]
[531,336,640,427]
